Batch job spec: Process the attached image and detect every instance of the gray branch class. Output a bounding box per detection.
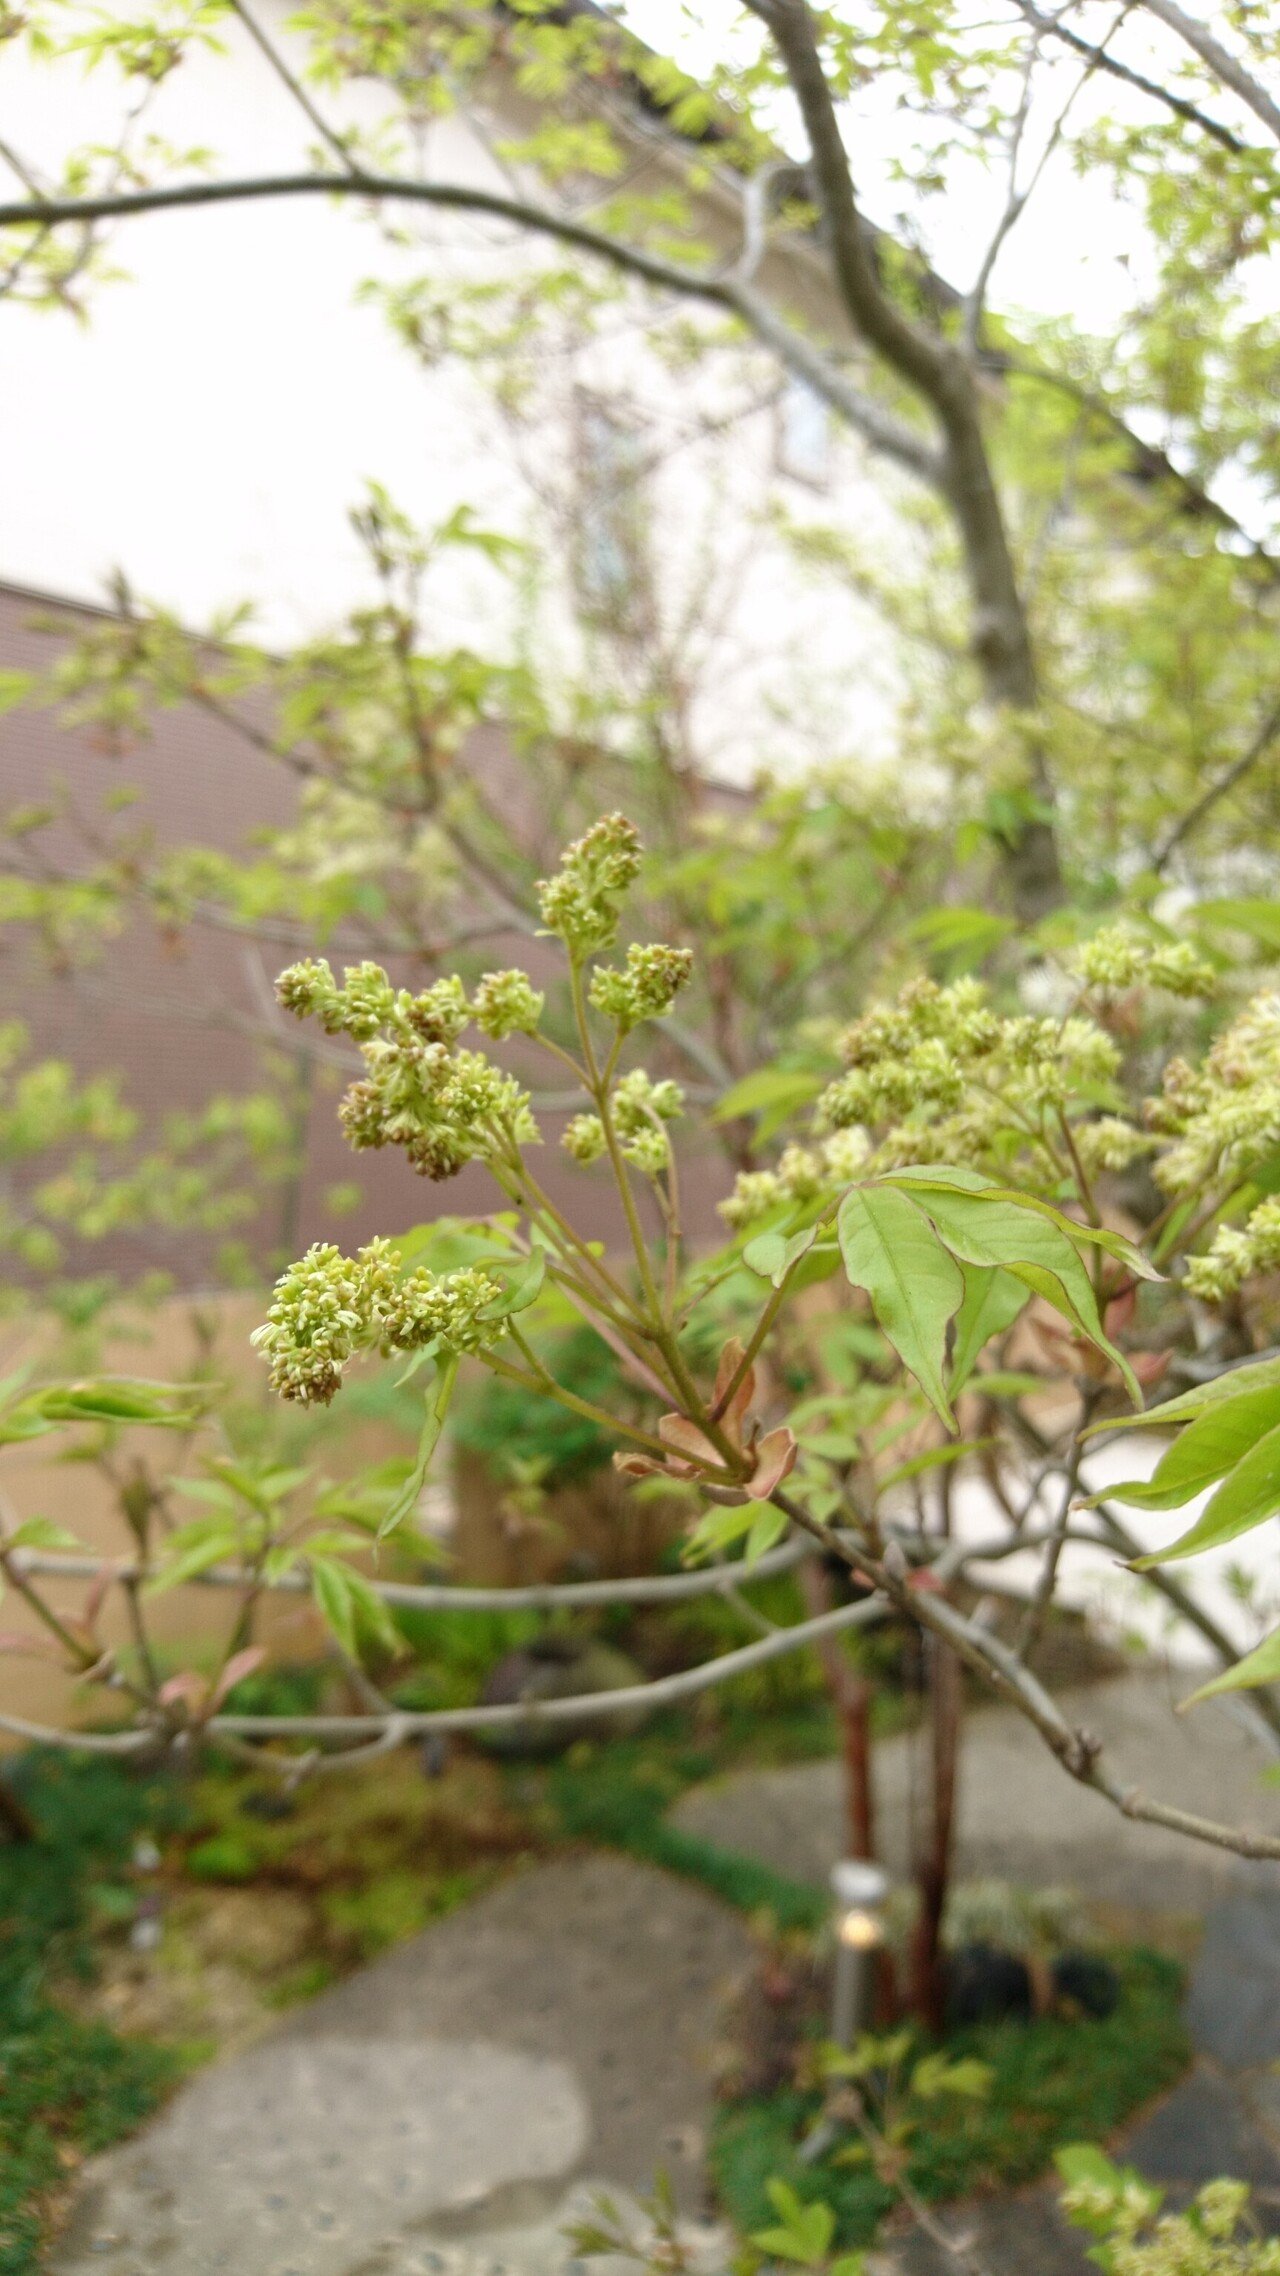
[0,171,940,486]
[1137,0,1280,144]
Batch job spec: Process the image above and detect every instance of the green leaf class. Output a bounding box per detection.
[310,1556,359,1658]
[743,1223,818,1287]
[480,1250,546,1319]
[948,1265,1029,1393]
[1194,898,1280,956]
[713,1065,826,1141]
[148,1518,243,1593]
[1084,1355,1280,1437]
[752,2184,836,2267]
[911,2052,993,2100]
[837,1187,963,1426]
[889,1180,1139,1403]
[1183,1623,1280,1705]
[907,905,1015,970]
[377,1356,458,1539]
[1136,1421,1280,1565]
[34,1379,204,1427]
[879,1437,994,1491]
[744,1502,789,1565]
[4,1515,81,1551]
[1092,1382,1280,1512]
[967,1371,1047,1399]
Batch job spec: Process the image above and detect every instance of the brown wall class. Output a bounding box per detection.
[1,580,734,1290]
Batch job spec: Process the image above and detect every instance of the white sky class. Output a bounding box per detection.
[0,0,1268,632]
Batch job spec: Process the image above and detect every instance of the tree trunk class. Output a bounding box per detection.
[909,1629,963,2035]
[799,1558,877,1859]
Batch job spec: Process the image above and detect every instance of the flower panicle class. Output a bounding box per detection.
[252,1239,504,1404]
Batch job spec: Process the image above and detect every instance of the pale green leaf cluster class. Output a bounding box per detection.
[1058,2145,1280,2275]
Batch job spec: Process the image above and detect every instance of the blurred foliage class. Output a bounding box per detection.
[711,1950,1188,2251]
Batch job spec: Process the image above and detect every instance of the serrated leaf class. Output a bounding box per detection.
[1136,1420,1280,1565]
[838,1187,963,1426]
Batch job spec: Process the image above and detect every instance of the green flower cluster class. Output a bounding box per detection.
[275,956,538,1182]
[277,959,468,1046]
[720,1129,871,1228]
[251,1238,502,1403]
[817,976,1128,1177]
[1150,993,1280,1199]
[535,813,642,956]
[1185,1196,1280,1302]
[471,968,544,1039]
[1061,2171,1279,2275]
[561,1069,685,1177]
[588,942,694,1030]
[1071,925,1216,999]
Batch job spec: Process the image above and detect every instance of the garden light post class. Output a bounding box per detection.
[830,1859,890,2047]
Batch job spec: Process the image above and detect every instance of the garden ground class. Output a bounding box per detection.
[24,1666,1280,2276]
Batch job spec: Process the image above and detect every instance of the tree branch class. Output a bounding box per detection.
[771,1488,1280,1865]
[1153,690,1280,870]
[1008,0,1246,152]
[1137,0,1280,144]
[0,170,940,484]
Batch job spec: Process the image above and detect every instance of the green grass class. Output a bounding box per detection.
[710,1947,1189,2250]
[540,1711,833,1929]
[0,1754,184,2276]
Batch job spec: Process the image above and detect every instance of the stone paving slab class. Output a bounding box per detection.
[671,1673,1280,1911]
[50,1855,752,2276]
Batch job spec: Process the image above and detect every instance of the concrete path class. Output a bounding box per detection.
[672,1670,1280,1913]
[50,1854,748,2276]
[48,1673,1280,2276]
[875,1888,1280,2274]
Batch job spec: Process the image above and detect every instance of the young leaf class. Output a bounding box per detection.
[310,1556,359,1658]
[479,1250,546,1319]
[879,1437,995,1492]
[948,1264,1029,1394]
[4,1515,82,1552]
[893,1183,1139,1402]
[1084,1355,1280,1438]
[1091,1382,1280,1513]
[147,1517,244,1593]
[1182,1623,1280,1706]
[837,1187,963,1426]
[1136,1421,1280,1565]
[713,1065,826,1141]
[377,1356,459,1540]
[743,1223,818,1288]
[743,1502,789,1564]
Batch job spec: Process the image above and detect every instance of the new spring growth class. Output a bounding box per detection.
[1070,926,1217,1000]
[1148,994,1280,1297]
[588,942,693,1031]
[274,957,537,1182]
[251,1238,503,1403]
[535,813,642,956]
[562,1069,685,1176]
